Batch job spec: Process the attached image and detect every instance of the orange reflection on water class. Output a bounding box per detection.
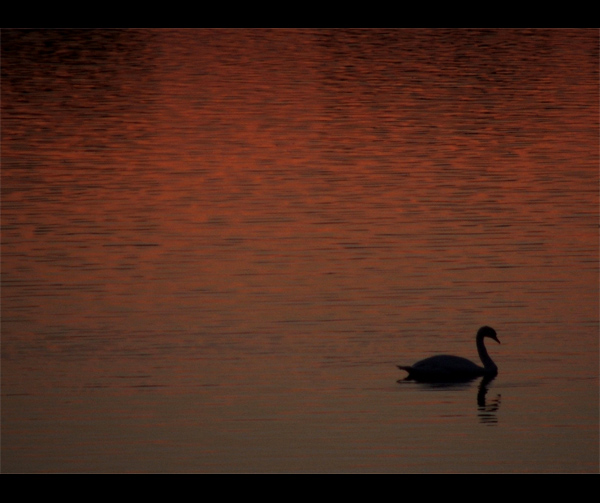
[2,28,598,473]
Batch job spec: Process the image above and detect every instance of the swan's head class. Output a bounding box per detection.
[478,326,500,344]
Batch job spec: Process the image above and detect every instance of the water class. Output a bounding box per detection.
[2,28,598,473]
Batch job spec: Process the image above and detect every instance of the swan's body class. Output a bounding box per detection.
[398,326,500,382]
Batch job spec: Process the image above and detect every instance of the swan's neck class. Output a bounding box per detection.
[476,335,497,373]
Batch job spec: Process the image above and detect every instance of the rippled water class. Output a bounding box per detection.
[2,28,598,473]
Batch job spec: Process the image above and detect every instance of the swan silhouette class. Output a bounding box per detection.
[397,326,500,382]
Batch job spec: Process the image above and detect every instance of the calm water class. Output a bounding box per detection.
[2,28,598,473]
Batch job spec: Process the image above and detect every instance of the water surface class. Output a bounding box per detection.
[2,28,598,473]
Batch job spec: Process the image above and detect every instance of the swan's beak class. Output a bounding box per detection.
[493,335,500,344]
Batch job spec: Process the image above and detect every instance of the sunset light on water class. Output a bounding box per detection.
[2,29,598,473]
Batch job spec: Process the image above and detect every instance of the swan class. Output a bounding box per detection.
[397,326,500,382]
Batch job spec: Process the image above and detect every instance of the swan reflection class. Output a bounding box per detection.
[397,373,502,425]
[477,375,501,425]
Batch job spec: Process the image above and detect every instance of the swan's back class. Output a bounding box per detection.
[412,355,484,373]
[398,354,486,381]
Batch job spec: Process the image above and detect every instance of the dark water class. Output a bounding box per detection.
[2,28,598,473]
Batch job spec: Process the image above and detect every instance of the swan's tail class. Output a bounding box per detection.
[397,365,415,382]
